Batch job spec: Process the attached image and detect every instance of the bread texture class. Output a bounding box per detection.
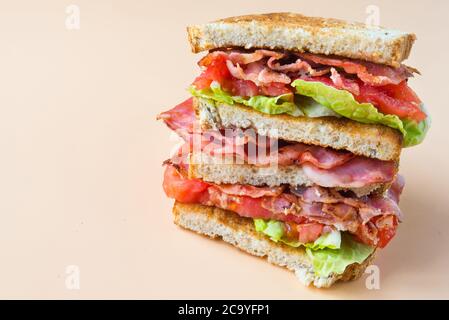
[189,152,392,197]
[187,12,416,67]
[195,97,402,161]
[173,201,375,288]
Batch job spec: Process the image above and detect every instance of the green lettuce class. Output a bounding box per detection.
[291,79,428,147]
[306,229,341,250]
[190,82,303,116]
[295,95,341,118]
[254,219,374,277]
[402,110,431,147]
[253,219,341,250]
[254,219,284,242]
[306,234,374,278]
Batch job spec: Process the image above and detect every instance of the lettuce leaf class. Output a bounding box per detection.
[254,219,373,277]
[295,95,341,118]
[253,219,341,250]
[291,79,429,147]
[254,219,284,242]
[291,79,406,131]
[306,234,374,278]
[306,229,341,250]
[402,107,431,147]
[190,82,303,116]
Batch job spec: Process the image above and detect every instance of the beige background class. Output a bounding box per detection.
[0,0,448,299]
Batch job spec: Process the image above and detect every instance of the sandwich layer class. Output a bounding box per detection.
[189,151,392,197]
[173,201,376,288]
[187,12,416,67]
[164,164,404,248]
[195,97,402,161]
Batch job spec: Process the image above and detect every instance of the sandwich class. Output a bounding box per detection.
[157,13,430,288]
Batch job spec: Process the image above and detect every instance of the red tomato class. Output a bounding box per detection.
[297,223,324,243]
[193,55,231,90]
[382,80,421,104]
[377,227,397,248]
[162,165,210,203]
[375,216,398,248]
[357,82,426,122]
[233,196,273,219]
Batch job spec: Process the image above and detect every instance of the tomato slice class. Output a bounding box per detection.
[357,82,426,122]
[162,165,210,203]
[297,223,324,243]
[375,216,398,248]
[233,196,274,219]
[193,55,231,90]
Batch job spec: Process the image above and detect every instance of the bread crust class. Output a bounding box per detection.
[187,12,415,67]
[173,201,376,288]
[195,97,402,161]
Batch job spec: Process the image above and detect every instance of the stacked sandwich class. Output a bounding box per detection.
[158,13,430,287]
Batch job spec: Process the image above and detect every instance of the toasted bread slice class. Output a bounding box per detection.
[195,97,402,161]
[188,152,394,197]
[187,12,416,67]
[173,201,376,288]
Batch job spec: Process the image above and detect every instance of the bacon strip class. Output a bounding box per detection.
[156,98,195,140]
[267,56,330,76]
[215,184,285,198]
[200,50,414,87]
[330,68,360,95]
[226,60,291,85]
[301,157,396,189]
[298,52,414,86]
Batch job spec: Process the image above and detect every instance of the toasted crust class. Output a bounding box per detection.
[187,12,416,67]
[173,201,376,288]
[189,152,394,197]
[195,97,402,161]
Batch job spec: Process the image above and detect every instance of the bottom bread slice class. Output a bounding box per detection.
[172,201,375,288]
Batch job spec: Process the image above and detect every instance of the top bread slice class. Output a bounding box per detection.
[195,97,402,161]
[187,12,416,67]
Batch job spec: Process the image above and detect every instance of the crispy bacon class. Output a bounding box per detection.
[330,68,360,95]
[156,98,195,140]
[254,143,355,169]
[301,157,396,189]
[298,52,415,86]
[226,60,291,85]
[214,184,285,198]
[267,56,330,76]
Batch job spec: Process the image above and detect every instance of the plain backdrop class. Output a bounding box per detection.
[0,0,448,299]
